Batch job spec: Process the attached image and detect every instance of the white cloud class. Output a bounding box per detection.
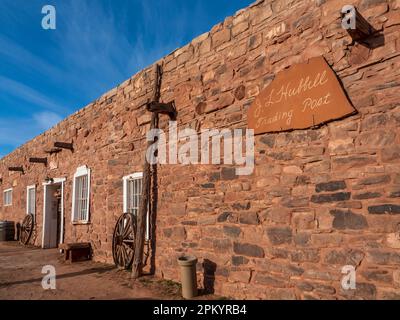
[33,111,63,131]
[0,118,37,146]
[0,76,68,114]
[0,0,223,158]
[0,112,62,154]
[54,1,133,94]
[0,35,64,82]
[54,1,184,95]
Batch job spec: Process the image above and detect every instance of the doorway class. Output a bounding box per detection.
[42,178,65,249]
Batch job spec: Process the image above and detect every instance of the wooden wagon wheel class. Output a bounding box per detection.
[20,214,34,245]
[112,213,136,269]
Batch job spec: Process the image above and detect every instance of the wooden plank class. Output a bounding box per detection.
[132,64,162,279]
[247,57,356,134]
[54,142,73,150]
[29,157,47,164]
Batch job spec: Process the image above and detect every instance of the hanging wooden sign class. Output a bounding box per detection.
[248,56,356,134]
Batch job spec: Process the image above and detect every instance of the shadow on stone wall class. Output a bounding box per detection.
[202,259,217,294]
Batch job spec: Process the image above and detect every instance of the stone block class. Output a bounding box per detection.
[233,242,264,258]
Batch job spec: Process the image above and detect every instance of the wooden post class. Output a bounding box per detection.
[132,64,162,279]
[342,7,374,41]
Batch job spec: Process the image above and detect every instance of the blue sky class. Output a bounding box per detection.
[0,0,252,158]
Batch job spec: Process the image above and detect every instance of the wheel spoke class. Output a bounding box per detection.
[122,242,132,252]
[117,219,124,236]
[120,247,126,266]
[116,245,123,265]
[122,215,131,236]
[119,247,125,266]
[123,246,129,265]
[115,245,120,262]
[122,224,132,239]
[123,243,134,264]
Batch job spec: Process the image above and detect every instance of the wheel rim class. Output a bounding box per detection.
[112,213,136,269]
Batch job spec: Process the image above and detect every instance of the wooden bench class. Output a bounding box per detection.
[59,242,91,263]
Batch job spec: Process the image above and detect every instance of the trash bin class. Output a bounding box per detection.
[0,221,15,241]
[177,255,198,299]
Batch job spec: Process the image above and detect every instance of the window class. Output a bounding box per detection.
[72,166,91,223]
[27,185,36,216]
[3,188,12,206]
[123,172,149,239]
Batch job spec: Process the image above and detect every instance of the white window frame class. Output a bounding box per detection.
[71,165,91,223]
[122,172,149,240]
[3,188,12,206]
[26,185,36,217]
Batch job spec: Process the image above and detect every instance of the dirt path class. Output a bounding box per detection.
[0,242,184,300]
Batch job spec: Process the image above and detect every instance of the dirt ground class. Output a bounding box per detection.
[0,241,215,300]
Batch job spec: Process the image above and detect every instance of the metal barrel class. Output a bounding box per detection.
[0,221,15,241]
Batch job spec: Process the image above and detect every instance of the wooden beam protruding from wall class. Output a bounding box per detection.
[54,142,73,150]
[147,101,177,120]
[29,157,48,165]
[341,6,374,41]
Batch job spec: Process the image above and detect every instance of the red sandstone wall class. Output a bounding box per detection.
[1,0,400,299]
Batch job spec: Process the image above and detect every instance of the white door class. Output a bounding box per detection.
[42,180,64,248]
